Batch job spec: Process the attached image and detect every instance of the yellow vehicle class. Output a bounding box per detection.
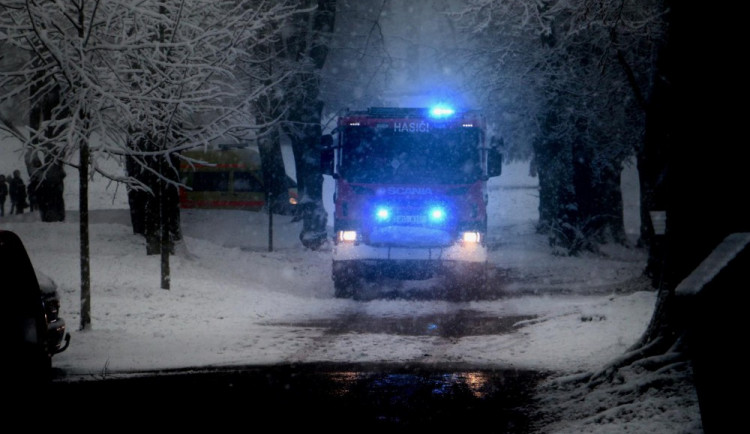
[179,145,296,212]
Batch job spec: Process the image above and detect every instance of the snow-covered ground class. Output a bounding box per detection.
[0,139,701,433]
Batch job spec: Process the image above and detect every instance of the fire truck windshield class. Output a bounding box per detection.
[339,126,482,184]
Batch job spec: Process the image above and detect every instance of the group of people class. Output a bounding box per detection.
[0,170,34,217]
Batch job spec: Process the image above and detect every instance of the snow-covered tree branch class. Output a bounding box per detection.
[453,0,666,253]
[0,0,299,326]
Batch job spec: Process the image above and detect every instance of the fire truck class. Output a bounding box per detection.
[321,106,503,299]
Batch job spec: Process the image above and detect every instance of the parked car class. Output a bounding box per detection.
[1,230,69,384]
[36,268,70,357]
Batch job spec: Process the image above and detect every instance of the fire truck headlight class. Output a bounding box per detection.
[461,231,481,244]
[427,206,447,223]
[375,206,391,222]
[338,230,358,242]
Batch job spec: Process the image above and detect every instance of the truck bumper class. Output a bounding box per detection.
[333,242,487,263]
[333,242,487,280]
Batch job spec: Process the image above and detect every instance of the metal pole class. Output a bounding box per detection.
[268,190,273,252]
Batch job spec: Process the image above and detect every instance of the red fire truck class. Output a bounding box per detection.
[321,106,503,299]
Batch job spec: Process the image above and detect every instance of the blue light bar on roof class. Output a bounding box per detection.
[429,105,455,118]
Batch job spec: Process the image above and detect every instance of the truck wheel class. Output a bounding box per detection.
[332,262,357,298]
[334,277,355,298]
[449,262,488,302]
[469,262,489,299]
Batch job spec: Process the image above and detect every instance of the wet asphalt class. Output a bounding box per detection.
[25,274,569,429]
[42,362,547,431]
[28,298,549,429]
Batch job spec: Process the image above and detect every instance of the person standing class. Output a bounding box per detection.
[8,173,16,214]
[0,174,7,216]
[8,170,27,215]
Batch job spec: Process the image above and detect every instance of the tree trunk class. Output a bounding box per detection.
[575,151,627,246]
[79,136,91,331]
[256,126,290,214]
[535,111,628,254]
[289,102,328,249]
[287,0,336,249]
[126,138,181,254]
[533,114,579,253]
[654,3,749,431]
[626,9,750,434]
[144,157,161,255]
[160,153,170,290]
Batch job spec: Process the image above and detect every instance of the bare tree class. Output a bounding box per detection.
[319,0,393,115]
[234,1,315,218]
[452,4,750,430]
[454,0,664,253]
[282,0,336,250]
[0,0,296,328]
[234,0,336,249]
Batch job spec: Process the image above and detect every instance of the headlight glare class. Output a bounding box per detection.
[338,230,358,242]
[461,231,481,244]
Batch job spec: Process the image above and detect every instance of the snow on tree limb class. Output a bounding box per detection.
[674,232,750,296]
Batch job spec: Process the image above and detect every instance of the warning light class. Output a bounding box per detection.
[427,206,447,223]
[429,105,455,118]
[375,206,391,222]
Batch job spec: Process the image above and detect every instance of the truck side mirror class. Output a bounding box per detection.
[320,134,334,176]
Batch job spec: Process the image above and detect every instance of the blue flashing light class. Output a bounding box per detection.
[375,206,391,222]
[427,206,447,223]
[429,105,455,118]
